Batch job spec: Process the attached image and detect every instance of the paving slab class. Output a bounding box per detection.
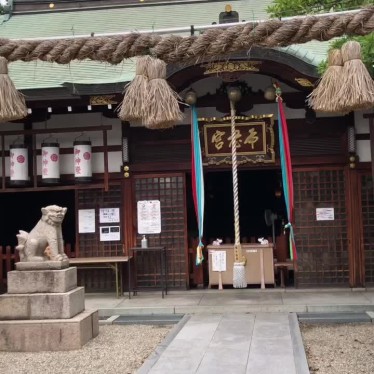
[281,291,372,305]
[141,313,307,374]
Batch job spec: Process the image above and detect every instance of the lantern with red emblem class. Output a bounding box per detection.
[9,143,29,185]
[41,141,60,184]
[73,140,92,182]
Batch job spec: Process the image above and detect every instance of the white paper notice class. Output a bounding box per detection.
[137,200,161,234]
[212,251,226,272]
[316,208,335,221]
[100,226,120,241]
[78,209,95,233]
[99,208,120,223]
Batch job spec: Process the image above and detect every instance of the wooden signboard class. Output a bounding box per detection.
[201,115,275,165]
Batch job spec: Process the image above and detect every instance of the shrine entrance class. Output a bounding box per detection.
[187,168,291,288]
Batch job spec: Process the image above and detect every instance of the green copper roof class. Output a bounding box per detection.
[0,0,329,90]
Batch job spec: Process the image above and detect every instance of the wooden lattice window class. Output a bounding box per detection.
[76,184,123,257]
[294,169,349,287]
[134,174,187,289]
[361,175,374,284]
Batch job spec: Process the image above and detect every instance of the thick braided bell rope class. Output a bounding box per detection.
[230,100,243,263]
[1,6,374,64]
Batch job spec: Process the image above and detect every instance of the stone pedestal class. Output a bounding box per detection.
[0,266,99,352]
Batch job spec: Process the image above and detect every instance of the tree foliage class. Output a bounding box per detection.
[267,0,373,18]
[267,0,374,75]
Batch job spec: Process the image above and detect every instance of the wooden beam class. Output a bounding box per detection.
[0,125,112,137]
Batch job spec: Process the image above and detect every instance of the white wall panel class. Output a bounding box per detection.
[92,152,122,173]
[354,109,371,134]
[357,140,371,162]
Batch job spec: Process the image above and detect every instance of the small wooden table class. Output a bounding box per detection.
[130,247,168,298]
[69,256,131,298]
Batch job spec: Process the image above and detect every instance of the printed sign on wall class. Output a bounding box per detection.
[137,200,161,234]
[78,209,95,233]
[316,208,335,221]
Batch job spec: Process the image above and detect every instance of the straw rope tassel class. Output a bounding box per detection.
[230,99,247,289]
[0,57,27,123]
[143,57,183,129]
[117,55,151,123]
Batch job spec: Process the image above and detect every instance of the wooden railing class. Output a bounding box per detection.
[0,246,19,292]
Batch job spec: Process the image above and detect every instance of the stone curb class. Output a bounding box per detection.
[136,314,190,374]
[289,313,310,374]
[96,304,374,316]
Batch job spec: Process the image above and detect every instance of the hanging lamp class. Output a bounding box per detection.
[9,140,29,186]
[73,134,92,183]
[41,137,60,184]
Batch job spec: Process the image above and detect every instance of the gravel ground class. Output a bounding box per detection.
[0,324,172,374]
[301,323,374,374]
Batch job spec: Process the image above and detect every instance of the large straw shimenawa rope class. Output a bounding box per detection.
[230,100,247,289]
[1,6,373,65]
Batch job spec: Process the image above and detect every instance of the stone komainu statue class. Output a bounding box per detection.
[16,205,68,262]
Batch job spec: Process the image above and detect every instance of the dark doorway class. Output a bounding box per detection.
[204,169,286,244]
[0,190,75,248]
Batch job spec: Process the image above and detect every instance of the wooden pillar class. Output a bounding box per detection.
[363,113,374,192]
[121,122,135,255]
[24,118,34,186]
[370,118,374,188]
[346,167,364,287]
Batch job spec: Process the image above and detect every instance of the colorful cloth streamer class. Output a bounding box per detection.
[191,105,205,265]
[275,84,297,261]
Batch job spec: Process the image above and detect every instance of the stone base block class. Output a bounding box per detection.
[0,287,84,320]
[16,260,69,271]
[0,310,99,352]
[7,267,77,294]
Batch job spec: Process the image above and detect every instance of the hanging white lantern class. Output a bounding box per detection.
[41,142,60,184]
[9,143,29,185]
[73,140,92,182]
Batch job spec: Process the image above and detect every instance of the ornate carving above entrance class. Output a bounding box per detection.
[203,61,262,75]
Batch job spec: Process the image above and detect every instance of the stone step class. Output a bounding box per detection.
[0,287,84,320]
[7,267,77,294]
[0,310,99,352]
